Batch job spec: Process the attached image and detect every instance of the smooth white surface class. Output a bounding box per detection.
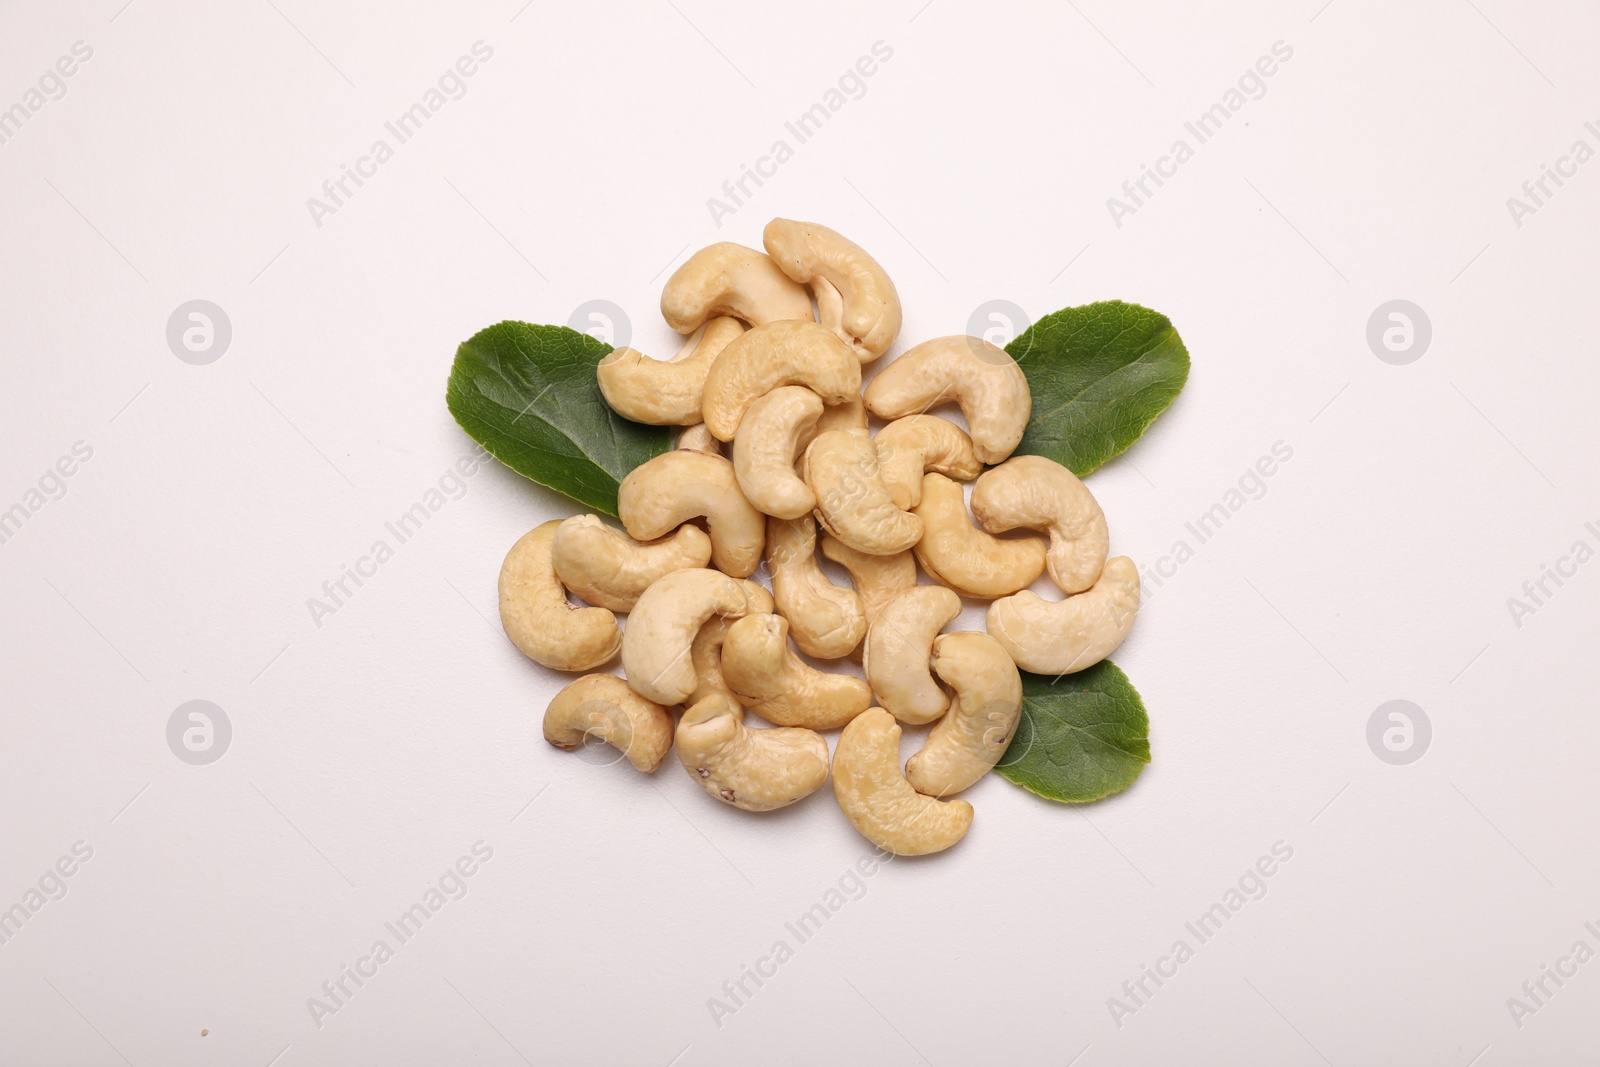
[2,1,1597,1064]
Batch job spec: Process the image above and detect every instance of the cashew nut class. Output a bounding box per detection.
[862,585,961,724]
[986,556,1140,674]
[689,582,774,708]
[904,633,1022,796]
[832,708,973,855]
[767,516,865,660]
[809,393,868,438]
[675,423,722,455]
[551,515,712,612]
[544,674,673,772]
[660,242,813,333]
[499,521,621,671]
[874,415,983,511]
[968,455,1109,594]
[762,218,902,361]
[862,336,1031,464]
[617,450,765,577]
[621,569,764,705]
[731,386,821,519]
[802,429,922,555]
[720,614,873,730]
[596,316,745,425]
[820,534,917,660]
[911,473,1046,599]
[700,320,863,441]
[676,693,830,811]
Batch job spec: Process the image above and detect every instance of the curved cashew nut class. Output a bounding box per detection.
[621,569,764,704]
[767,516,865,660]
[499,521,620,671]
[969,455,1109,594]
[596,317,745,425]
[676,693,830,811]
[762,218,902,361]
[820,534,917,661]
[689,582,774,708]
[544,674,673,772]
[617,450,765,577]
[699,320,862,441]
[551,515,712,612]
[911,473,1046,599]
[874,415,983,511]
[720,614,873,730]
[833,708,973,855]
[808,393,868,439]
[802,429,922,555]
[986,556,1140,674]
[904,633,1022,796]
[862,336,1031,464]
[675,423,722,455]
[862,585,961,724]
[660,242,813,333]
[731,387,822,519]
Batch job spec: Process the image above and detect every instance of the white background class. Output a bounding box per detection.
[2,0,1597,1064]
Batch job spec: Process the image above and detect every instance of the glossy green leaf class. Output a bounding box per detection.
[995,660,1151,803]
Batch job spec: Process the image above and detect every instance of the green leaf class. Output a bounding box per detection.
[1008,300,1189,476]
[995,660,1151,803]
[447,322,672,517]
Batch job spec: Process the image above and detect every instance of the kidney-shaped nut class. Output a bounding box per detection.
[912,473,1046,599]
[499,521,621,671]
[986,556,1140,674]
[551,515,712,612]
[862,585,961,724]
[617,450,765,577]
[874,415,983,510]
[833,708,974,855]
[660,242,813,333]
[767,516,865,659]
[820,534,917,661]
[862,336,1031,464]
[596,317,745,426]
[544,674,674,772]
[689,582,774,709]
[802,429,922,556]
[676,423,722,455]
[969,455,1110,594]
[720,614,873,730]
[731,387,822,519]
[904,633,1023,797]
[700,320,863,441]
[622,569,763,705]
[676,693,830,811]
[762,218,902,361]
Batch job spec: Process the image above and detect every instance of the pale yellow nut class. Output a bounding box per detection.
[819,534,916,662]
[807,393,868,440]
[802,429,922,556]
[969,455,1109,594]
[766,516,865,660]
[617,450,765,577]
[596,317,745,425]
[689,582,774,709]
[551,515,712,613]
[622,569,764,705]
[986,556,1140,674]
[911,473,1046,599]
[862,585,960,724]
[700,320,862,441]
[731,387,822,520]
[904,633,1022,796]
[874,415,983,510]
[676,693,830,812]
[544,674,673,772]
[833,708,973,855]
[660,242,813,333]
[720,614,873,730]
[675,423,722,455]
[498,521,620,671]
[762,218,902,361]
[862,335,1031,464]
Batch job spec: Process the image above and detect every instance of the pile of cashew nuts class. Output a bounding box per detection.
[503,219,1140,856]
